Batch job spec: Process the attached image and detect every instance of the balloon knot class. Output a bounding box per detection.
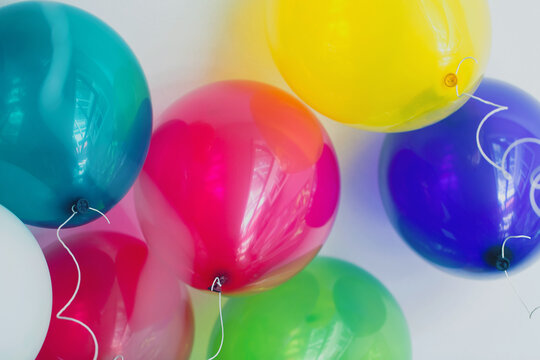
[444,73,458,88]
[73,199,90,214]
[209,274,228,293]
[496,255,510,271]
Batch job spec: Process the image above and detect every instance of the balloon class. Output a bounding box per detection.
[135,80,340,294]
[208,257,411,359]
[0,204,52,360]
[0,1,152,228]
[266,0,491,132]
[37,232,194,360]
[379,78,540,274]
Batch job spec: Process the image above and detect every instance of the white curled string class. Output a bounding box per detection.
[454,56,540,216]
[454,59,540,319]
[501,139,540,216]
[56,205,123,360]
[501,235,540,319]
[208,277,224,360]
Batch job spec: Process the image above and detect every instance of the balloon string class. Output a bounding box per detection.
[208,277,224,360]
[454,56,540,216]
[89,207,110,223]
[501,235,540,319]
[56,206,118,360]
[56,208,99,360]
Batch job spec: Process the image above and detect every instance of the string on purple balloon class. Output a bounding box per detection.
[208,277,224,360]
[453,56,540,217]
[451,57,540,319]
[56,201,126,359]
[501,236,540,319]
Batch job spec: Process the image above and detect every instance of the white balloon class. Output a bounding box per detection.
[0,204,52,359]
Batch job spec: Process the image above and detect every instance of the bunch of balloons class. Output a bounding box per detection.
[2,0,539,359]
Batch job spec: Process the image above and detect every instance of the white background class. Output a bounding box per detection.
[2,0,540,359]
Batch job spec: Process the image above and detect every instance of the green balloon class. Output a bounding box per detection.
[208,257,411,359]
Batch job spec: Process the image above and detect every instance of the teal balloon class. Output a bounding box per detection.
[0,1,152,228]
[208,257,411,359]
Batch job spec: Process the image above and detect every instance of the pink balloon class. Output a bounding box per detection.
[37,232,194,360]
[135,80,340,294]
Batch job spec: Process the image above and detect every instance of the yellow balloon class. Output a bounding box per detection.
[266,0,491,132]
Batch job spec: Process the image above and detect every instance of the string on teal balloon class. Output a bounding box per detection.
[54,205,112,360]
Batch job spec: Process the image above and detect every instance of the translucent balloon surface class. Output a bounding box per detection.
[37,232,194,360]
[208,257,411,359]
[0,2,152,227]
[266,0,491,132]
[135,81,340,294]
[379,79,540,274]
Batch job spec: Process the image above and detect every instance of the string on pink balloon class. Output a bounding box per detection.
[207,277,224,360]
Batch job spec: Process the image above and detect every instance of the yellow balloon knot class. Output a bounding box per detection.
[444,73,458,88]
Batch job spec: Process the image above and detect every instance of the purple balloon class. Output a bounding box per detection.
[379,78,540,275]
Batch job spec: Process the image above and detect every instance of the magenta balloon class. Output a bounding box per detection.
[37,232,194,360]
[135,80,340,294]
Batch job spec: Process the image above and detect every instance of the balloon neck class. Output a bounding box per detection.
[73,198,90,214]
[444,73,458,88]
[485,245,513,271]
[209,274,228,293]
[495,255,510,271]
